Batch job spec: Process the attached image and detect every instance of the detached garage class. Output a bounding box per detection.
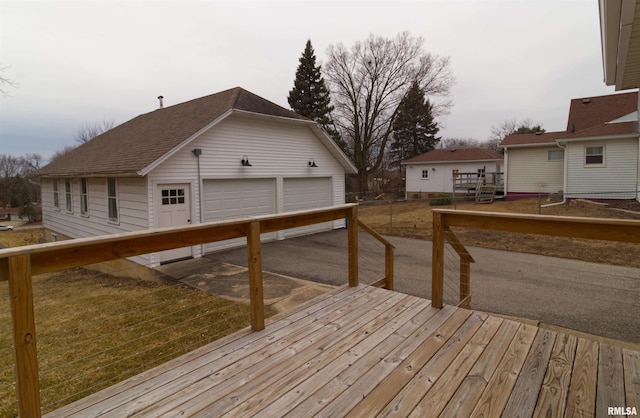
[36,87,356,268]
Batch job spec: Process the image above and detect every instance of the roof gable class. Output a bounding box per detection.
[403,147,503,164]
[37,88,310,176]
[500,91,639,148]
[566,91,638,132]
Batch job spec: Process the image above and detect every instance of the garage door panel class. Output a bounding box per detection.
[204,179,276,252]
[283,177,332,238]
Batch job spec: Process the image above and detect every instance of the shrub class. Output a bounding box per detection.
[430,193,452,206]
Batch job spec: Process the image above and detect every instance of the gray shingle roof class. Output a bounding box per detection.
[37,87,309,176]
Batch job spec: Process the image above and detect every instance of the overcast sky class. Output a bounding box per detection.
[0,0,618,161]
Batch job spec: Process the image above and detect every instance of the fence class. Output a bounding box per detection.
[355,189,640,226]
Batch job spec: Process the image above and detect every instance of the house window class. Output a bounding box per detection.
[80,178,88,216]
[52,179,59,209]
[64,178,72,212]
[421,170,429,179]
[162,188,185,205]
[585,145,604,166]
[548,150,564,161]
[107,177,118,222]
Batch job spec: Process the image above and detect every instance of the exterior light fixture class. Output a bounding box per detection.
[308,158,318,167]
[241,156,252,167]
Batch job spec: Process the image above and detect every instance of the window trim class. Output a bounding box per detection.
[64,178,73,213]
[80,178,89,216]
[421,169,429,179]
[52,179,60,210]
[107,177,119,223]
[585,145,605,167]
[548,149,564,161]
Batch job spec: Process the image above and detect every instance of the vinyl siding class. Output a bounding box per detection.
[506,146,564,195]
[565,138,638,199]
[149,114,345,227]
[406,161,502,194]
[42,176,150,264]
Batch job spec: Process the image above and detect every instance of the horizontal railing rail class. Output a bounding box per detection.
[0,204,361,418]
[431,209,640,309]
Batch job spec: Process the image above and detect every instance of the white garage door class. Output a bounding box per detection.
[203,179,276,252]
[283,177,333,238]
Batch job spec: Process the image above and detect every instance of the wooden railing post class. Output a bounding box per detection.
[347,206,359,286]
[432,211,445,308]
[7,254,42,417]
[246,221,265,331]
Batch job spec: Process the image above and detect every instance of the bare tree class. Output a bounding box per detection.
[440,138,481,149]
[75,118,115,144]
[325,31,455,193]
[0,154,42,214]
[489,118,544,144]
[0,65,17,96]
[49,145,77,162]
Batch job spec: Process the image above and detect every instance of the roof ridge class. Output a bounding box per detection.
[571,90,637,102]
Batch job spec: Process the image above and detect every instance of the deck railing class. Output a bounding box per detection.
[0,204,395,418]
[431,209,640,309]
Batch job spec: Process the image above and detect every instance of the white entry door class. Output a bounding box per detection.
[157,184,192,263]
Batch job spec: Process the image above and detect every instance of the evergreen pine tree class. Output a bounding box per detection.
[390,81,440,167]
[288,40,341,143]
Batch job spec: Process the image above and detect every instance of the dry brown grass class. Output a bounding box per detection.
[359,198,640,268]
[0,229,262,417]
[0,226,44,248]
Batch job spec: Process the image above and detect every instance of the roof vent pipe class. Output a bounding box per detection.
[158,95,164,109]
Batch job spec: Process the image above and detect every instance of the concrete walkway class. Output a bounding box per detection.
[155,257,334,314]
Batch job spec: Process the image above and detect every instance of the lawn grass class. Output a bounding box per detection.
[0,268,256,417]
[358,198,640,268]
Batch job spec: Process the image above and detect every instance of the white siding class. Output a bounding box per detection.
[406,161,502,194]
[42,176,150,264]
[565,138,638,199]
[149,114,346,227]
[505,147,564,195]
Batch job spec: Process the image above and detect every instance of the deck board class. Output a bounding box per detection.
[45,285,640,418]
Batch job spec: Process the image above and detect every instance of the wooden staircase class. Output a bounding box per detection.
[475,183,497,203]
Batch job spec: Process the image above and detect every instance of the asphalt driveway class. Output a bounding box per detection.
[206,229,640,344]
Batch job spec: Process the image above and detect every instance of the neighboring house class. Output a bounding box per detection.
[0,206,42,222]
[36,87,356,270]
[402,147,504,197]
[500,91,639,201]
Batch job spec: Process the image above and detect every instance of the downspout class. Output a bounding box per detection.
[193,149,203,224]
[502,147,508,197]
[541,142,568,208]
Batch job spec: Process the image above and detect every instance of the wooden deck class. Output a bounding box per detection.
[46,285,639,418]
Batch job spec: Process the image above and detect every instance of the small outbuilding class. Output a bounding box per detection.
[36,87,356,268]
[402,147,504,198]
